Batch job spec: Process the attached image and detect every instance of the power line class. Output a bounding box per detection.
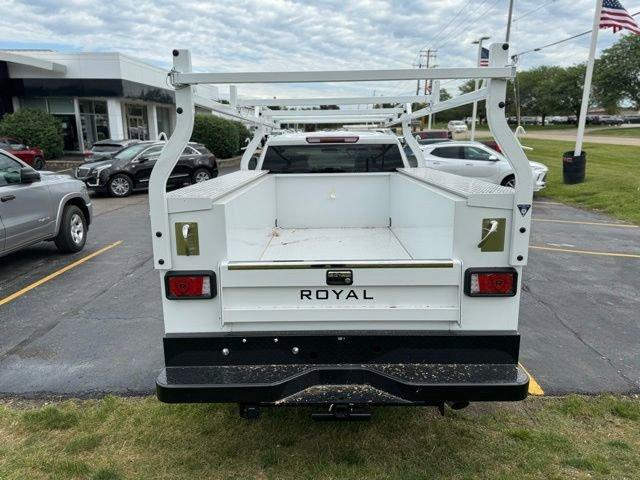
[513,0,557,22]
[433,0,500,51]
[512,10,640,59]
[416,0,476,58]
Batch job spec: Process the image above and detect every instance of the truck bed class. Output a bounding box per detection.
[260,227,412,261]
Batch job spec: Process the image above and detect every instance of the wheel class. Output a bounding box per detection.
[33,156,45,170]
[107,174,133,197]
[501,175,516,188]
[55,205,87,253]
[192,168,212,183]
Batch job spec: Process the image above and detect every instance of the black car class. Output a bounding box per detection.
[75,141,218,197]
[83,138,141,162]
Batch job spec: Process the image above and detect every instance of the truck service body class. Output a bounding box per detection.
[151,44,533,416]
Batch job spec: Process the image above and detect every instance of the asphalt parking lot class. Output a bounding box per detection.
[0,168,638,398]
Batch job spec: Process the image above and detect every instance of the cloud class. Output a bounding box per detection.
[0,0,638,99]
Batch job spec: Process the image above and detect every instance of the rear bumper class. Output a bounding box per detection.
[157,332,529,405]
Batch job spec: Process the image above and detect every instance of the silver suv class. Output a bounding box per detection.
[0,150,92,257]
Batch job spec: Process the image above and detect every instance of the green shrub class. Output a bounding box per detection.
[190,114,238,159]
[0,109,64,159]
[232,121,251,154]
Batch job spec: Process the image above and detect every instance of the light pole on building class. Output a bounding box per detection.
[470,36,490,141]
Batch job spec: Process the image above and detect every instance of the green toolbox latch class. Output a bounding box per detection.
[175,222,200,256]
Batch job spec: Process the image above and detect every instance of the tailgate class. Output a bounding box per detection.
[219,260,461,327]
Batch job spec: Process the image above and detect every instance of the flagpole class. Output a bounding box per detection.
[575,0,604,156]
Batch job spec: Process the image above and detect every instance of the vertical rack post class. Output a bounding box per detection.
[485,43,532,267]
[149,49,195,271]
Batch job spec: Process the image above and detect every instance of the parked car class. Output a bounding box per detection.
[519,116,540,125]
[549,116,569,124]
[75,141,218,197]
[447,120,468,134]
[414,130,451,143]
[598,115,624,126]
[481,139,502,153]
[403,137,452,166]
[0,149,92,257]
[419,141,548,191]
[624,115,640,124]
[0,136,46,170]
[83,138,141,162]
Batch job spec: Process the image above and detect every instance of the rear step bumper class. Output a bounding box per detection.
[156,332,529,405]
[157,363,529,404]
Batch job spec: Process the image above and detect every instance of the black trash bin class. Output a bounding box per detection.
[562,150,586,184]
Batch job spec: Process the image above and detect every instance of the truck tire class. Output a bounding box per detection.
[55,205,87,253]
[33,156,45,170]
[501,175,515,188]
[107,174,133,197]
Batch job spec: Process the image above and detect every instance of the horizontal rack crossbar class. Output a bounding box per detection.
[171,67,514,86]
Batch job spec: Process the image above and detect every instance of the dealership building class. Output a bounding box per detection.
[0,50,220,153]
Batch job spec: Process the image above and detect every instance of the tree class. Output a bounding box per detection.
[0,109,64,158]
[594,35,640,111]
[516,66,564,124]
[553,64,587,119]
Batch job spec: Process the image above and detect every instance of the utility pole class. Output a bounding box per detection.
[415,49,437,128]
[470,36,490,140]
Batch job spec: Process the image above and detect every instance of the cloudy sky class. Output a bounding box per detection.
[0,0,638,100]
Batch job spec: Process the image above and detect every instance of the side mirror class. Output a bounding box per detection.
[489,155,498,161]
[137,156,149,163]
[21,167,41,183]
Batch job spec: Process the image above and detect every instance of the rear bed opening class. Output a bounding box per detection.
[222,171,457,263]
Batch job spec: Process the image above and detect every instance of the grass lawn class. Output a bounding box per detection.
[0,395,639,479]
[586,126,640,138]
[520,138,640,224]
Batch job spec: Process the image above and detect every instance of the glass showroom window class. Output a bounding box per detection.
[80,100,110,148]
[125,104,149,140]
[157,106,173,138]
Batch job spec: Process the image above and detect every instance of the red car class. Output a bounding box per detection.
[0,136,46,170]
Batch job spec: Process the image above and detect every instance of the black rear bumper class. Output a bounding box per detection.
[156,332,529,405]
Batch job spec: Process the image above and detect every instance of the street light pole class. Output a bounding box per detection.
[470,36,490,141]
[506,0,515,42]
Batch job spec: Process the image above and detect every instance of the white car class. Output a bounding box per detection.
[447,120,468,134]
[419,141,547,191]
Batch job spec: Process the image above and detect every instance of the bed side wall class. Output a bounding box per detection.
[389,174,457,259]
[220,176,277,261]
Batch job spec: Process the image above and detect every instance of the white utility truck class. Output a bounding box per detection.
[151,44,533,419]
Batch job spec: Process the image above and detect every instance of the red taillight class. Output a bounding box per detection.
[306,136,359,144]
[464,269,517,297]
[165,271,216,299]
[83,150,93,156]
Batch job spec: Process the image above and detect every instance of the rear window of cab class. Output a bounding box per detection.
[261,143,404,173]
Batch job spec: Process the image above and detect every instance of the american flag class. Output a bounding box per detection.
[479,47,489,67]
[600,0,640,35]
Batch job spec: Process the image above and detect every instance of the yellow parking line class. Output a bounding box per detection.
[533,218,638,228]
[530,244,640,259]
[519,363,544,396]
[0,241,123,307]
[534,200,563,205]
